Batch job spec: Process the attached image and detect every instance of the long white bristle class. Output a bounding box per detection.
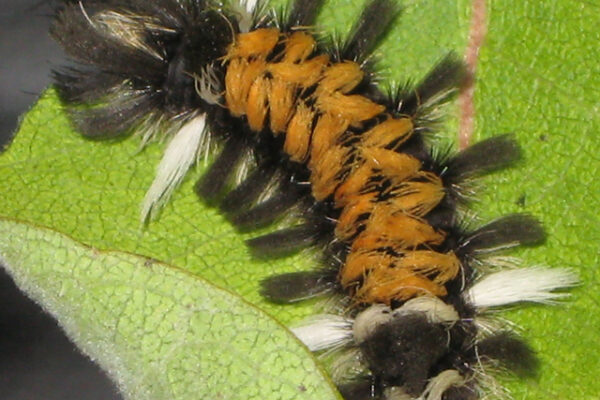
[244,0,259,13]
[291,315,353,352]
[465,267,578,309]
[141,114,207,222]
[235,0,259,32]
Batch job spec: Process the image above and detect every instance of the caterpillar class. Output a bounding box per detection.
[50,0,577,399]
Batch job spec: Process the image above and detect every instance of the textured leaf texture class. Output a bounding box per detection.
[0,0,598,399]
[0,219,340,400]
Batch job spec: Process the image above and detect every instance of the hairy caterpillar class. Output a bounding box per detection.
[51,0,576,399]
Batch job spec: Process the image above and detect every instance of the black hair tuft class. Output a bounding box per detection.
[342,0,402,63]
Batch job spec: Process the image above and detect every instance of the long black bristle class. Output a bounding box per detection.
[397,53,466,116]
[459,214,546,254]
[260,269,338,303]
[443,134,521,184]
[286,0,324,28]
[220,166,277,214]
[246,224,321,257]
[230,189,303,230]
[53,68,124,103]
[51,4,164,80]
[116,0,208,21]
[476,332,539,377]
[342,0,402,62]
[196,138,247,200]
[68,94,161,138]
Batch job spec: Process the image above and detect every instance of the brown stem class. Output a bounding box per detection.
[459,0,487,149]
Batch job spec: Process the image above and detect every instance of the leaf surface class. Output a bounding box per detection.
[473,1,600,397]
[1,0,598,398]
[0,218,340,400]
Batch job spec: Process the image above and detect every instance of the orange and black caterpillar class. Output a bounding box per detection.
[51,0,576,399]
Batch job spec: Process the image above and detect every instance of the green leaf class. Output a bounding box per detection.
[1,0,598,399]
[0,218,340,400]
[472,2,600,398]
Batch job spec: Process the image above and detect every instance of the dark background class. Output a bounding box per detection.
[1,1,121,399]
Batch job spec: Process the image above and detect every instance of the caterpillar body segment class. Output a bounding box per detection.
[51,0,577,399]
